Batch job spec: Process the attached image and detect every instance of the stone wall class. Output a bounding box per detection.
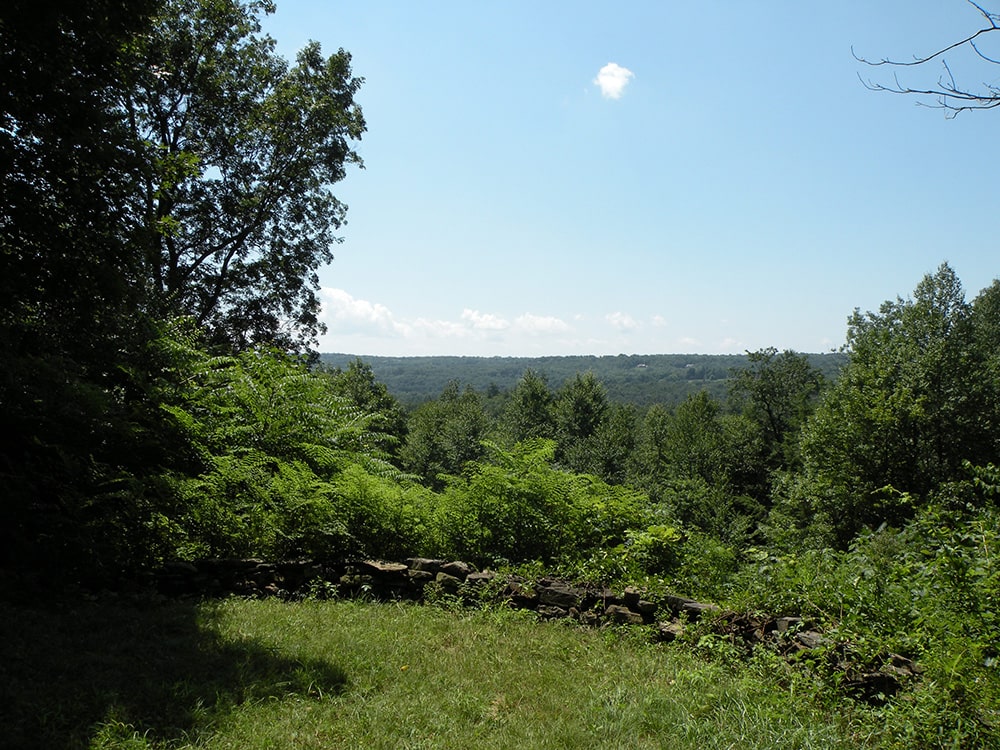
[157,556,713,638]
[155,556,920,704]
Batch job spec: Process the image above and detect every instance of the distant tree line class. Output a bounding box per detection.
[318,351,847,409]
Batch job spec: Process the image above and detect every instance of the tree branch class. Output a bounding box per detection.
[854,1,1000,116]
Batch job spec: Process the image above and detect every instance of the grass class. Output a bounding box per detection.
[0,596,887,749]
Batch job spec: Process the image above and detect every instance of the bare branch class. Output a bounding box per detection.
[971,39,1000,63]
[855,2,1000,116]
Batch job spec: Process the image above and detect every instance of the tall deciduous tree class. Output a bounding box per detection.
[0,0,367,576]
[1,0,161,574]
[118,0,365,350]
[729,347,824,470]
[326,358,406,461]
[401,382,491,489]
[798,263,998,543]
[1,0,158,356]
[499,369,556,445]
[554,371,609,474]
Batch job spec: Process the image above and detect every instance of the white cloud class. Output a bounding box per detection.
[320,287,402,334]
[411,317,470,339]
[318,289,581,354]
[651,315,668,328]
[606,311,639,330]
[515,313,572,334]
[593,62,634,99]
[461,308,510,330]
[678,336,701,349]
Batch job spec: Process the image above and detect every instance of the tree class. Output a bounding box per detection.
[1,0,162,576]
[855,2,1000,116]
[400,382,491,489]
[498,369,556,445]
[553,371,609,474]
[118,0,365,350]
[729,347,824,471]
[797,263,998,543]
[628,404,674,499]
[0,0,367,577]
[326,358,406,461]
[1,0,159,357]
[588,403,637,485]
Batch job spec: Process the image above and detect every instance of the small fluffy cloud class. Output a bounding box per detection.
[606,311,639,331]
[651,315,667,328]
[594,62,634,99]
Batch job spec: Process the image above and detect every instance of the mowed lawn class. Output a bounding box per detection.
[0,597,883,749]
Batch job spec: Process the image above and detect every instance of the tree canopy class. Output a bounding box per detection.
[119,0,365,350]
[797,263,1000,543]
[0,0,366,576]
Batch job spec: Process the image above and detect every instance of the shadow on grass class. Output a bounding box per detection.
[0,596,347,749]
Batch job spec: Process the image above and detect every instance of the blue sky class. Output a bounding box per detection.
[264,1,998,356]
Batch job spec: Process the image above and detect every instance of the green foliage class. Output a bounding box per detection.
[119,0,365,350]
[722,500,1000,745]
[435,440,573,564]
[798,263,1000,544]
[624,524,684,574]
[433,439,653,566]
[554,371,611,474]
[332,465,438,559]
[497,368,556,444]
[729,347,824,471]
[400,381,491,489]
[666,390,727,483]
[587,402,639,484]
[670,530,739,601]
[325,358,407,461]
[158,339,396,559]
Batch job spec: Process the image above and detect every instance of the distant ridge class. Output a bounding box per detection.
[319,352,847,408]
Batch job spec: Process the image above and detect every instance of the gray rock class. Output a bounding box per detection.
[406,558,445,574]
[441,560,474,579]
[435,572,463,592]
[796,630,827,649]
[537,605,568,619]
[776,616,802,633]
[359,560,408,576]
[605,605,644,625]
[657,621,684,642]
[537,581,583,609]
[466,571,496,586]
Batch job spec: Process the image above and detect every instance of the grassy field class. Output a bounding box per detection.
[1,596,889,749]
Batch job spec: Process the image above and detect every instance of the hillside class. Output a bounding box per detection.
[319,352,849,407]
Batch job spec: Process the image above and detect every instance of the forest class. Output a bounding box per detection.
[318,351,848,408]
[2,1,1000,747]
